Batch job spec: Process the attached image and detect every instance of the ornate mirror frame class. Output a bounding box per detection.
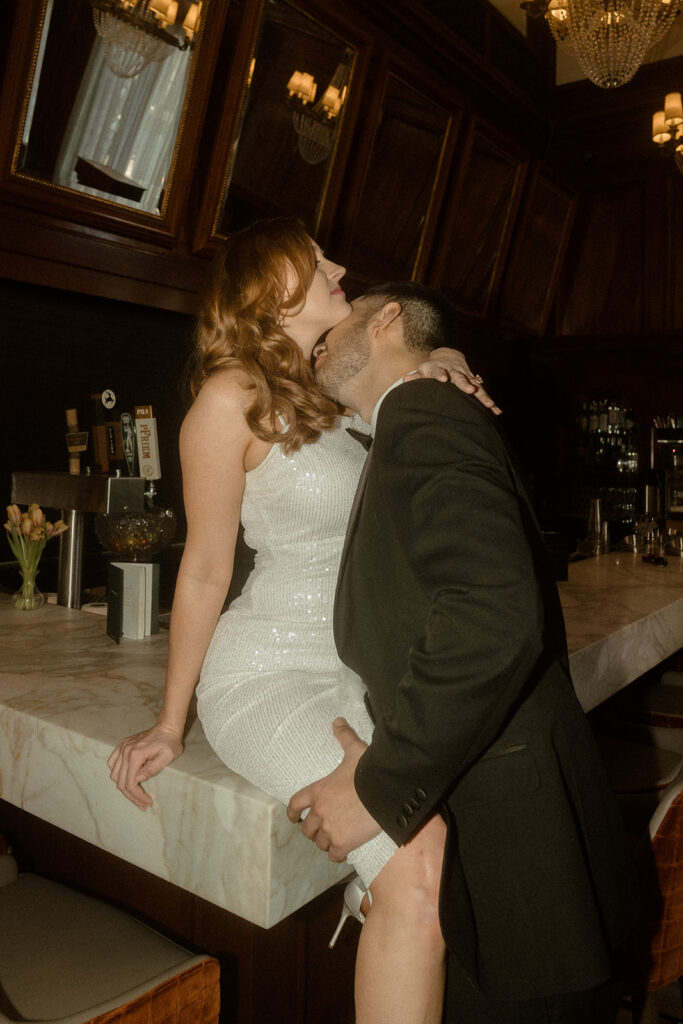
[192,0,372,253]
[0,0,226,245]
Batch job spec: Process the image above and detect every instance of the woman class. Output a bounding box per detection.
[108,217,497,1023]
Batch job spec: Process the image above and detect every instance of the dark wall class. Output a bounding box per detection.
[0,277,194,595]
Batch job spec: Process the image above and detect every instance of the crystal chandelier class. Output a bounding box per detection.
[286,54,352,164]
[521,0,681,89]
[89,0,202,79]
[652,91,683,173]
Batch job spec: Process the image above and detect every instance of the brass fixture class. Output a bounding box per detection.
[89,0,202,78]
[520,0,681,89]
[652,91,683,173]
[286,51,352,164]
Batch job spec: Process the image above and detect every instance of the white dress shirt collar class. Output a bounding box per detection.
[369,377,412,436]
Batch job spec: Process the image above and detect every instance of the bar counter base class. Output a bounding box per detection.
[0,800,358,1024]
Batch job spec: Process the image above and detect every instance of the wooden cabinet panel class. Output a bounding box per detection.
[337,70,456,282]
[500,173,575,336]
[432,127,527,319]
[557,183,647,336]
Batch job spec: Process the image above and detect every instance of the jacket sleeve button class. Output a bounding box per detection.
[396,814,408,829]
[415,788,427,801]
[402,802,414,817]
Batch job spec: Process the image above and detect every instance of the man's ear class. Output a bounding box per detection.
[371,301,402,338]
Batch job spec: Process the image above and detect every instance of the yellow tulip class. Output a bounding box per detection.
[6,504,21,527]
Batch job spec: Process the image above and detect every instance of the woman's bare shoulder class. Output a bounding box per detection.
[181,369,254,446]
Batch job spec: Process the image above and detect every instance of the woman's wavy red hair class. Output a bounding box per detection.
[189,217,341,453]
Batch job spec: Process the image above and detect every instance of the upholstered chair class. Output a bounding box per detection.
[0,852,220,1024]
[626,779,683,1024]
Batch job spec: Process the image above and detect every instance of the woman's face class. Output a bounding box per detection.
[281,240,351,358]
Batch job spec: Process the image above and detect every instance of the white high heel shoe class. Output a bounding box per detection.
[328,877,372,948]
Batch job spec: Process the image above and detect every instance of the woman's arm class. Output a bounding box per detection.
[408,348,502,415]
[107,374,255,810]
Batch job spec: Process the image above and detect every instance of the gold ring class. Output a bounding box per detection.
[471,374,484,386]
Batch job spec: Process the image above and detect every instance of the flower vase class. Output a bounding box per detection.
[13,568,45,611]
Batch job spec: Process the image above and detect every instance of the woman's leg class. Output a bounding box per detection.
[354,814,448,1024]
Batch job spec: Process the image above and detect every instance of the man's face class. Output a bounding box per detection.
[312,297,375,399]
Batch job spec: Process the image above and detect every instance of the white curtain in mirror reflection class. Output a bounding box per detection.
[54,36,190,213]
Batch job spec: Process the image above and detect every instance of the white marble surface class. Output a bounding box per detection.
[559,552,683,710]
[0,551,681,926]
[0,602,349,928]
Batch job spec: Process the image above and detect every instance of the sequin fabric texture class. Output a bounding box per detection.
[197,417,398,884]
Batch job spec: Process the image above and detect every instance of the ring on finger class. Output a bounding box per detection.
[470,373,484,386]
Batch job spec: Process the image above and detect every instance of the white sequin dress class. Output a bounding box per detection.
[196,417,398,886]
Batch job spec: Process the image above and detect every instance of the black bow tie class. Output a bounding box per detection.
[346,427,372,451]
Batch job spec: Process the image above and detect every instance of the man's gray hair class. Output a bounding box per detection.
[362,281,458,354]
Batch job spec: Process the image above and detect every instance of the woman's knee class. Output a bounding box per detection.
[369,815,446,933]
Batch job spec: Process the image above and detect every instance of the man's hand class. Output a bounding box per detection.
[287,718,382,861]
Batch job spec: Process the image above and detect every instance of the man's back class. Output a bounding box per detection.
[336,379,636,1001]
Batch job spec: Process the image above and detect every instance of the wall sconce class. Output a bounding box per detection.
[652,91,683,174]
[286,54,351,164]
[90,0,202,79]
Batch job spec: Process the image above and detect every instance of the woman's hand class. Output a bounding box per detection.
[107,723,184,811]
[406,347,501,415]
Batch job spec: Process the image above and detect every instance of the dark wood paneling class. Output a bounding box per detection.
[432,123,528,319]
[0,203,208,313]
[336,65,457,284]
[557,183,647,336]
[499,172,576,335]
[672,172,683,331]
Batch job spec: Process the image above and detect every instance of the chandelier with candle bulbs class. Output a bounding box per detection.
[89,0,202,79]
[652,91,683,172]
[521,0,681,89]
[286,53,352,164]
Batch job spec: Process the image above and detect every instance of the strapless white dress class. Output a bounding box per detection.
[196,417,397,886]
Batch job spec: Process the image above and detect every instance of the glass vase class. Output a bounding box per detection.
[13,567,45,611]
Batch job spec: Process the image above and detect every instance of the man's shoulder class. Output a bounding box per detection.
[380,378,493,429]
[374,379,510,470]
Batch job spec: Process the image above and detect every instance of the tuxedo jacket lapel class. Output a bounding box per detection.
[337,447,373,589]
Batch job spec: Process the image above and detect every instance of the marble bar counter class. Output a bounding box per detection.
[0,551,681,928]
[0,600,349,929]
[558,551,683,711]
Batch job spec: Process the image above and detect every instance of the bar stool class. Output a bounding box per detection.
[625,778,683,1024]
[0,852,220,1024]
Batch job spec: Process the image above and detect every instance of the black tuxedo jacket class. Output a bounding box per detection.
[334,379,635,1001]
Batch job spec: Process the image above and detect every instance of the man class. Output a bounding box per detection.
[288,282,635,1022]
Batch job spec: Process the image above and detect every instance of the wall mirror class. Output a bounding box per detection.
[11,0,207,218]
[213,0,359,238]
[341,73,453,282]
[435,131,526,318]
